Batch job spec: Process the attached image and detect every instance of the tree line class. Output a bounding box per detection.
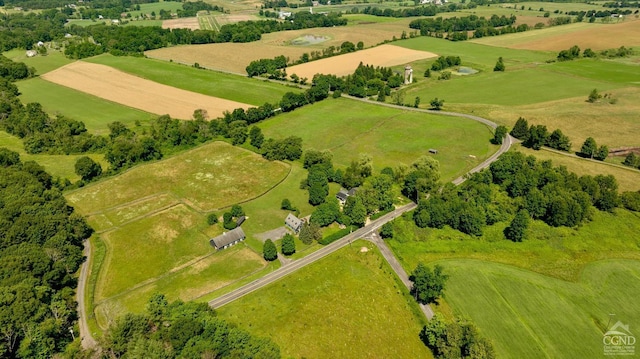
[355,3,468,18]
[409,14,519,41]
[413,150,639,239]
[0,149,93,358]
[90,294,280,358]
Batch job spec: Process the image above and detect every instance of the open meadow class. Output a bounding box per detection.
[85,54,300,105]
[66,142,289,328]
[66,141,289,214]
[441,259,640,358]
[259,97,497,181]
[216,241,433,359]
[42,62,251,120]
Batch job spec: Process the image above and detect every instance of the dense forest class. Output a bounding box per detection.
[0,148,92,358]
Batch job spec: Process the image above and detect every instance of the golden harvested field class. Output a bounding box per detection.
[286,44,437,79]
[147,43,310,74]
[42,61,250,119]
[476,19,640,51]
[146,20,414,73]
[162,17,199,30]
[215,13,258,25]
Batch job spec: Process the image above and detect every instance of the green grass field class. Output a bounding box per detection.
[3,48,72,75]
[440,259,640,358]
[65,19,107,27]
[17,78,156,135]
[127,0,183,17]
[0,131,107,182]
[84,54,302,106]
[65,141,289,214]
[122,19,163,27]
[260,98,497,182]
[217,241,433,359]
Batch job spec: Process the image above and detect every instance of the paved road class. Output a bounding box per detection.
[208,203,416,308]
[77,240,97,350]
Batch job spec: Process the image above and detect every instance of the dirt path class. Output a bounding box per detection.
[77,240,97,350]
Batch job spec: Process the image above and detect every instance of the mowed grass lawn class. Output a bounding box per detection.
[65,141,290,214]
[404,66,622,106]
[17,78,156,135]
[441,259,640,358]
[217,241,433,359]
[0,131,108,181]
[85,54,301,106]
[260,98,497,182]
[3,48,72,74]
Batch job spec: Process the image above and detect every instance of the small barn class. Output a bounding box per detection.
[285,213,302,233]
[236,215,246,227]
[210,227,246,250]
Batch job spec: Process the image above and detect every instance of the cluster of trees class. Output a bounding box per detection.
[0,55,35,80]
[409,15,518,41]
[420,315,496,359]
[178,1,222,17]
[245,55,287,78]
[622,152,640,171]
[577,137,609,161]
[100,294,280,358]
[263,233,296,260]
[414,151,631,238]
[510,117,571,151]
[557,45,632,62]
[410,263,448,304]
[0,10,69,51]
[222,205,245,230]
[430,56,461,71]
[0,149,92,358]
[603,1,640,8]
[306,63,404,100]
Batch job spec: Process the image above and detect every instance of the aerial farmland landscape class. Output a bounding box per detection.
[0,0,639,358]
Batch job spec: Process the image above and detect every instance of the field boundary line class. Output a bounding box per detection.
[540,146,640,173]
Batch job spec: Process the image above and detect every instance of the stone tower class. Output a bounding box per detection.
[404,65,413,85]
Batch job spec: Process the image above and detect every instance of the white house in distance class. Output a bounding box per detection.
[285,213,303,233]
[210,227,246,250]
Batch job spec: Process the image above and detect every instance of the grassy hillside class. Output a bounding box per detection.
[217,241,433,359]
[260,97,497,181]
[441,259,640,358]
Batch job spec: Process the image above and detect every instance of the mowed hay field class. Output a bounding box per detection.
[259,98,497,181]
[162,17,199,30]
[146,18,415,73]
[286,44,437,79]
[441,259,640,358]
[65,141,289,215]
[42,62,251,120]
[507,19,640,51]
[217,241,433,359]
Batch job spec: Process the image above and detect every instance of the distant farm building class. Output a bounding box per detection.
[210,227,246,250]
[25,50,37,57]
[429,148,438,154]
[236,215,246,227]
[285,213,303,233]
